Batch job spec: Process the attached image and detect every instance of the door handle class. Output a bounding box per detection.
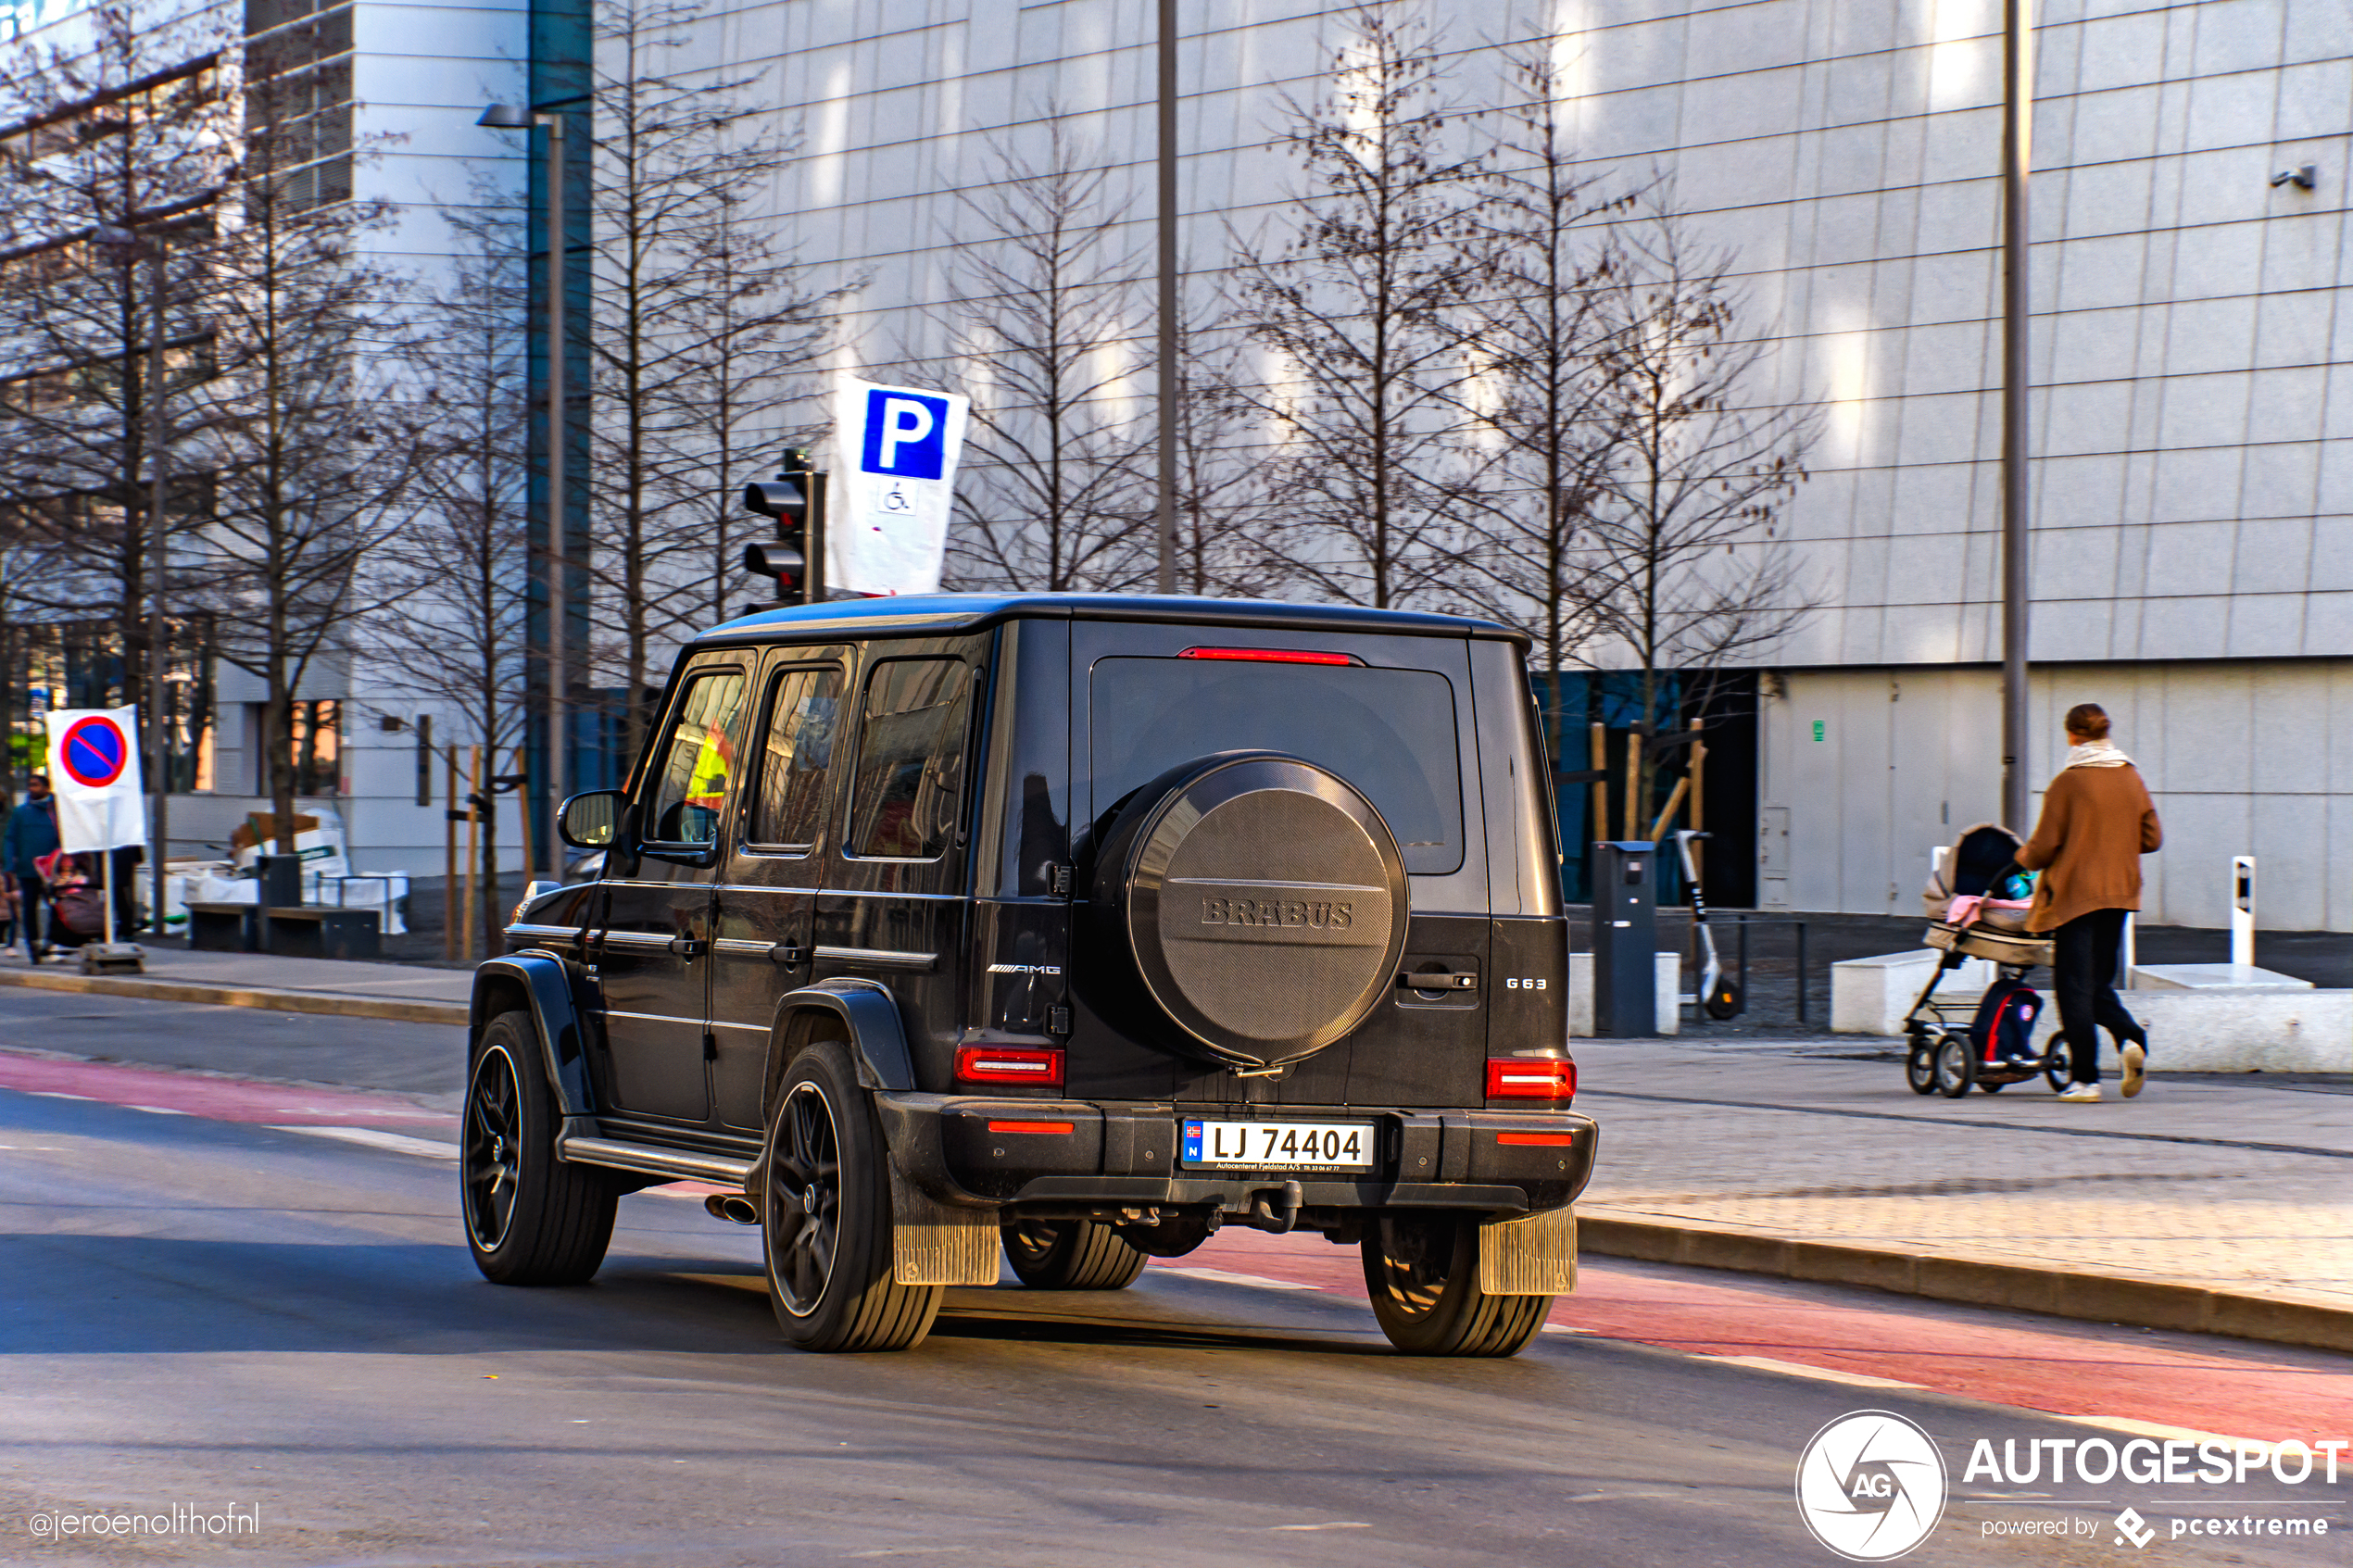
[668,935,708,958]
[769,942,807,965]
[1396,969,1477,992]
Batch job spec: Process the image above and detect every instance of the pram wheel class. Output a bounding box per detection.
[2045,1053,2072,1093]
[1932,1033,1976,1098]
[1905,1039,1938,1095]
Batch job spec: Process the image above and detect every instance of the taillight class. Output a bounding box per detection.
[1178,646,1355,666]
[1486,1057,1576,1100]
[954,1046,1064,1086]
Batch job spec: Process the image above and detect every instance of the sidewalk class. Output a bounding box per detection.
[1572,1036,2353,1349]
[0,942,470,1023]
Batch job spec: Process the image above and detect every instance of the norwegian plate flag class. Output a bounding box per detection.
[45,706,147,852]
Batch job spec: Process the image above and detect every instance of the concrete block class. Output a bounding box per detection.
[1568,951,1681,1037]
[1831,949,1999,1035]
[2131,963,2312,992]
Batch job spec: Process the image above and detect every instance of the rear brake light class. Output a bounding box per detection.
[986,1121,1075,1135]
[1486,1058,1576,1100]
[955,1046,1064,1085]
[1495,1131,1578,1147]
[1178,646,1355,666]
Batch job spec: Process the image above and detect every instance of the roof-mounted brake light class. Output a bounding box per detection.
[1178,647,1356,666]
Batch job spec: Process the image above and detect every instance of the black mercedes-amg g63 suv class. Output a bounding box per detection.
[465,594,1596,1356]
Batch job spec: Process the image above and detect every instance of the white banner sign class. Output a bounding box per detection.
[45,705,146,852]
[829,376,970,596]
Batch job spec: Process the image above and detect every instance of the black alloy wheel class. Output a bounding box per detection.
[765,1081,842,1319]
[1361,1213,1547,1357]
[761,1041,942,1352]
[1001,1218,1149,1290]
[462,1043,522,1252]
[459,1010,616,1286]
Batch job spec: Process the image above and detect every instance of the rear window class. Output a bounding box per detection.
[1090,657,1464,874]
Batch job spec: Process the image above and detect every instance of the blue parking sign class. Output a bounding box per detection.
[860,389,950,480]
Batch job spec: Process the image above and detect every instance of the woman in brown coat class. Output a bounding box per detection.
[2016,703,2162,1102]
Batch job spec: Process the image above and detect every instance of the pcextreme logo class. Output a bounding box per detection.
[1795,1411,1950,1562]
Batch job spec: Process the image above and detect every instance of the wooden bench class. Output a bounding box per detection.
[262,906,382,960]
[187,902,260,953]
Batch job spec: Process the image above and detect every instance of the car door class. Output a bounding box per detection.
[594,657,751,1124]
[710,654,849,1131]
[808,640,983,1087]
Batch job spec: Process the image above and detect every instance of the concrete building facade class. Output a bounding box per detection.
[683,0,2350,928]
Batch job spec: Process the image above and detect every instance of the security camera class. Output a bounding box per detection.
[2271,164,2317,190]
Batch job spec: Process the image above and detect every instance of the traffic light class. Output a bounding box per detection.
[743,447,824,608]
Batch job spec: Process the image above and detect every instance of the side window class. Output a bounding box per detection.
[644,671,749,847]
[846,659,972,860]
[749,667,843,851]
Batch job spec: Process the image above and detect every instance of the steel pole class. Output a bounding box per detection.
[543,113,570,872]
[146,241,168,942]
[1153,0,1177,595]
[2000,0,2033,829]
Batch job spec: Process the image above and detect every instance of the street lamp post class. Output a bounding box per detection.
[1153,0,1176,596]
[2000,0,2033,830]
[480,103,570,877]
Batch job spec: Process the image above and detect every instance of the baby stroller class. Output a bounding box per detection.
[1903,823,2070,1098]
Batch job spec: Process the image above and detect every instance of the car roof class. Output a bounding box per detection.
[693,593,1527,648]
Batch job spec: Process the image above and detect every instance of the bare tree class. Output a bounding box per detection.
[584,0,818,762]
[1225,1,1487,609]
[666,173,846,626]
[1453,41,1634,757]
[934,120,1153,593]
[191,64,424,854]
[371,193,535,949]
[0,1,233,707]
[1578,201,1819,814]
[1169,310,1280,598]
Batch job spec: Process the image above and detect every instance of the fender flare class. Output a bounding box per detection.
[472,953,596,1117]
[768,977,917,1098]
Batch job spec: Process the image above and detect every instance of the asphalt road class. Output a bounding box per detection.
[1,999,2346,1566]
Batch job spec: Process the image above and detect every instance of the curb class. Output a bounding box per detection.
[0,965,469,1026]
[1577,1210,2353,1357]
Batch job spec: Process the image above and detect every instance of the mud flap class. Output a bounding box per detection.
[887,1160,1000,1286]
[1478,1205,1578,1296]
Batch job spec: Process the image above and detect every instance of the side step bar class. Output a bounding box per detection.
[556,1133,755,1188]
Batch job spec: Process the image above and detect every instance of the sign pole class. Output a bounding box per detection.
[1999,0,2034,830]
[147,240,170,943]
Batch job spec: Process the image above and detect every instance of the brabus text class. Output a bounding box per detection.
[1202,897,1353,930]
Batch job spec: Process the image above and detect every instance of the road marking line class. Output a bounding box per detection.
[1161,1266,1325,1292]
[1271,1522,1371,1531]
[268,1124,458,1160]
[27,1091,93,1100]
[128,1105,189,1115]
[1700,1354,1926,1390]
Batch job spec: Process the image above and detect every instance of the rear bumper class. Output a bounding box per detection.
[873,1094,1598,1217]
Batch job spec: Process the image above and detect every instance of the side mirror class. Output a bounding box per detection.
[559,789,625,849]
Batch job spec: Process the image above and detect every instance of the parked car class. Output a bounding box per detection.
[466,594,1596,1355]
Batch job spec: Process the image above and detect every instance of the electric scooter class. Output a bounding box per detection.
[1673,829,1743,1020]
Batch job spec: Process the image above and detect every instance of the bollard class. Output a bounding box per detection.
[2231,855,2255,969]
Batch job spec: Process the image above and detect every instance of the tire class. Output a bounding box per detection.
[1904,1039,1938,1096]
[1361,1213,1549,1357]
[462,1010,616,1286]
[1933,1032,1976,1098]
[2045,1050,2073,1094]
[763,1042,942,1352]
[1001,1218,1150,1290]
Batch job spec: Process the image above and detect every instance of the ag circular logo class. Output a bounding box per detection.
[1795,1410,1948,1561]
[60,715,130,789]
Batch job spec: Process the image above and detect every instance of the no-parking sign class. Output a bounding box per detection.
[45,705,146,852]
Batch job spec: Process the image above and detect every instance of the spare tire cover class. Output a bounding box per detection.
[1114,753,1409,1068]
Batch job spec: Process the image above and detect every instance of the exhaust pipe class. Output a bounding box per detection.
[703,1194,761,1225]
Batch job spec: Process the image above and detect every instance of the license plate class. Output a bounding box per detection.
[1181,1119,1375,1171]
